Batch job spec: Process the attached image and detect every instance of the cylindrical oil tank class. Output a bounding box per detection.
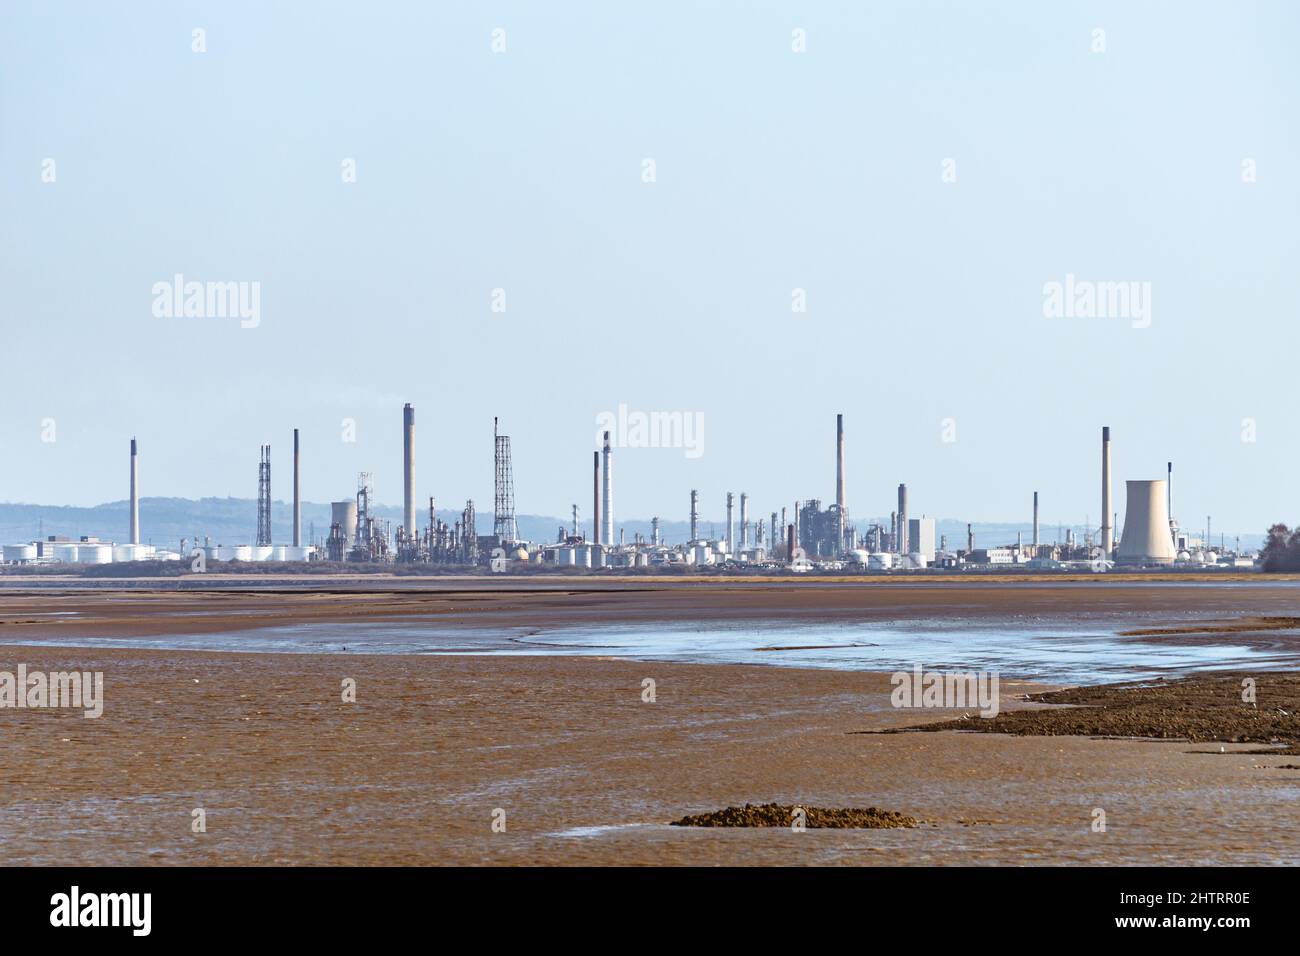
[54,544,79,563]
[250,546,273,562]
[556,547,576,566]
[271,546,289,561]
[231,545,252,562]
[4,543,37,563]
[575,546,592,568]
[591,546,607,568]
[332,501,359,543]
[692,544,712,565]
[283,546,312,561]
[79,544,113,564]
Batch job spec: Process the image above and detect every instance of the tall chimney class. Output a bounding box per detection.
[1032,491,1039,550]
[835,413,846,553]
[689,489,699,542]
[897,484,908,554]
[403,404,415,538]
[293,428,301,547]
[593,451,602,544]
[1101,426,1112,557]
[967,522,973,554]
[129,437,139,545]
[601,432,613,546]
[739,493,748,550]
[726,492,735,551]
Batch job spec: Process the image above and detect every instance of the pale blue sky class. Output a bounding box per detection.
[2,1,1297,535]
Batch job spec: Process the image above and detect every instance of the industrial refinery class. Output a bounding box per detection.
[0,409,1256,573]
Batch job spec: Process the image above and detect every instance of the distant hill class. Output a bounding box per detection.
[0,499,1261,552]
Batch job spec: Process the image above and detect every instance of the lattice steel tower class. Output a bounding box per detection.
[493,417,517,544]
[256,444,272,546]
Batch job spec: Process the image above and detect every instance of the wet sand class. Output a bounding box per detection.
[3,578,1300,643]
[2,644,1297,866]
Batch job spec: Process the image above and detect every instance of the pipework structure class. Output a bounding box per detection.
[256,444,272,547]
[493,417,518,544]
[601,431,613,546]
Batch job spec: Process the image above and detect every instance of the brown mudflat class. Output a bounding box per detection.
[672,803,918,828]
[890,672,1300,753]
[2,644,1298,865]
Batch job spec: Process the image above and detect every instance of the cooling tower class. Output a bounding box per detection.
[1116,480,1177,565]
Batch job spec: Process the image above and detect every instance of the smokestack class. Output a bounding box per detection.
[293,428,301,547]
[726,492,735,551]
[602,432,613,546]
[651,516,660,546]
[593,451,602,544]
[786,524,796,560]
[739,493,748,550]
[403,404,415,538]
[1101,427,1112,557]
[835,413,846,553]
[967,522,973,554]
[770,512,777,551]
[689,489,699,542]
[897,484,908,554]
[129,437,139,545]
[1032,491,1039,550]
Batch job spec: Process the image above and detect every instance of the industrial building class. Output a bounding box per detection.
[2,408,1254,574]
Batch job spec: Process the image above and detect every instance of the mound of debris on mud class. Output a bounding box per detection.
[671,802,918,828]
[885,672,1300,754]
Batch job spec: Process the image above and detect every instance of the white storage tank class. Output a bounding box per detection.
[868,553,894,570]
[250,546,274,562]
[54,544,80,563]
[78,544,113,564]
[4,543,37,563]
[271,546,289,561]
[556,547,576,566]
[231,545,252,562]
[283,546,312,561]
[692,544,713,566]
